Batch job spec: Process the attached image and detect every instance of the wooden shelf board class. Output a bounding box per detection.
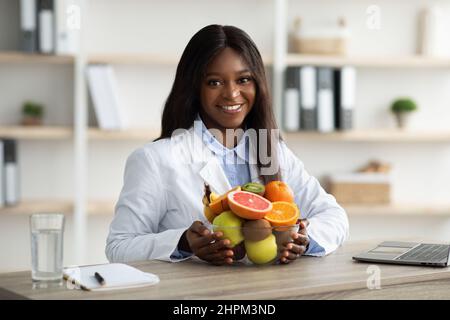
[0,51,74,64]
[2,200,450,217]
[88,53,180,65]
[88,128,160,140]
[344,204,450,216]
[0,200,115,216]
[0,126,162,141]
[87,201,115,215]
[88,53,273,66]
[283,129,450,142]
[0,126,73,140]
[286,54,450,68]
[0,200,73,215]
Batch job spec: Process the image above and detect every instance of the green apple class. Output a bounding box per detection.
[213,210,244,247]
[244,233,278,265]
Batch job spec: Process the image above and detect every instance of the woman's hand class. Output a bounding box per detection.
[279,219,310,264]
[184,221,234,265]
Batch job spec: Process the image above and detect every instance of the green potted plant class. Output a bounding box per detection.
[390,98,417,129]
[22,101,45,126]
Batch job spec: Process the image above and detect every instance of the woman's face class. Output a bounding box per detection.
[200,47,256,132]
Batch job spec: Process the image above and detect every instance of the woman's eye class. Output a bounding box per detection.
[238,77,252,84]
[207,80,221,86]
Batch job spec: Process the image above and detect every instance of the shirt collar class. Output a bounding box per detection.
[194,114,250,163]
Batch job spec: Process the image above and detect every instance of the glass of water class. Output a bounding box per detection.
[30,213,65,286]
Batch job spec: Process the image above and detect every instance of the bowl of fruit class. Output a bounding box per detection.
[202,182,301,265]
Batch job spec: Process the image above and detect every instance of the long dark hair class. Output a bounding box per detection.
[157,24,280,183]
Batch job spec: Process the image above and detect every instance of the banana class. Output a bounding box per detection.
[209,192,219,203]
[202,194,210,206]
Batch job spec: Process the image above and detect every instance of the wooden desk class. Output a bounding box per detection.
[1,239,449,300]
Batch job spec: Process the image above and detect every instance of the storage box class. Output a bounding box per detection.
[291,18,350,55]
[294,37,347,55]
[326,173,391,205]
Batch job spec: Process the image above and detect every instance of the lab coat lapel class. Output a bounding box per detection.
[198,157,231,195]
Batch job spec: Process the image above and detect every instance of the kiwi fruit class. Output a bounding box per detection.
[242,182,265,196]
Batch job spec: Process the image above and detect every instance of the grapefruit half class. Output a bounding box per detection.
[227,190,273,220]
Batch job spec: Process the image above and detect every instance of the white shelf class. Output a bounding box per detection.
[283,129,450,142]
[0,51,74,64]
[286,54,450,68]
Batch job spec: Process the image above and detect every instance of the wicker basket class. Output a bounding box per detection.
[326,173,391,205]
[293,37,347,55]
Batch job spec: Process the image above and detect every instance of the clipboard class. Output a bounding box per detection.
[63,263,160,291]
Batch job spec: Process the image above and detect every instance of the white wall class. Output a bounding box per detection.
[1,0,450,273]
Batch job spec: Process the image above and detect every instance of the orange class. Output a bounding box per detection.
[264,181,294,203]
[209,186,241,214]
[264,201,300,227]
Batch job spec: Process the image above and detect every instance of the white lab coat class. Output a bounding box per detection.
[105,126,349,263]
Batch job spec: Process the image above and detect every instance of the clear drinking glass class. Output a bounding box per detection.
[30,213,65,286]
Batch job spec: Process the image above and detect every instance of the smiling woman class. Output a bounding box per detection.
[105,24,349,267]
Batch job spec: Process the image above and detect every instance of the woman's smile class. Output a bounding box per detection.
[200,47,256,134]
[218,103,244,113]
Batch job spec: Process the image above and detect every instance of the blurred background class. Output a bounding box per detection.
[1,0,450,272]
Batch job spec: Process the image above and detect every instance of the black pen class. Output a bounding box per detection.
[94,272,105,286]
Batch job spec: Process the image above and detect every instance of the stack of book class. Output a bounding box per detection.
[86,64,129,131]
[19,0,80,54]
[282,66,357,133]
[0,139,19,209]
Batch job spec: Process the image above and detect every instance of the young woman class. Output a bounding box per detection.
[106,25,349,265]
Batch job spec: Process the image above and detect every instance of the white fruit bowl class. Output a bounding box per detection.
[206,222,300,265]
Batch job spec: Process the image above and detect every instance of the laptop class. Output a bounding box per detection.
[352,241,450,267]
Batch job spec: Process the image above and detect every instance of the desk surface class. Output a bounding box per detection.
[1,239,450,300]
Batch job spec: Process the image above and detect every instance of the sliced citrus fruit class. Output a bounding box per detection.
[203,205,217,223]
[209,186,241,214]
[264,201,300,227]
[242,182,265,196]
[227,190,273,220]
